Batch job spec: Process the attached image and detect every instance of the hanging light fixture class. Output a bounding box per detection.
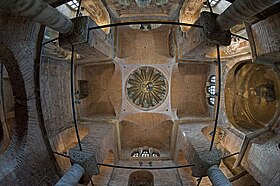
[155,0,168,5]
[117,0,132,6]
[135,0,151,7]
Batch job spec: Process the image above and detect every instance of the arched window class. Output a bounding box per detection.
[131,146,160,158]
[132,152,139,157]
[207,75,216,106]
[152,153,158,157]
[210,75,216,83]
[142,150,150,157]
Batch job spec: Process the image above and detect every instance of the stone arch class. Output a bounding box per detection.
[128,170,154,186]
[0,42,28,152]
[0,41,32,182]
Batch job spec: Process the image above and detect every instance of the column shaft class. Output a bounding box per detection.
[207,165,232,186]
[0,0,72,34]
[217,0,280,31]
[55,163,85,186]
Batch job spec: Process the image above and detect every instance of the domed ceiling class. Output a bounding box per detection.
[126,66,168,110]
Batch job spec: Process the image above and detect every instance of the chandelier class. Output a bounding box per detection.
[117,0,168,8]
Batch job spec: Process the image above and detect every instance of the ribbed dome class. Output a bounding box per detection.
[126,66,168,110]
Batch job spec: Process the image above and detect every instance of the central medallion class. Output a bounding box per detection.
[126,66,168,110]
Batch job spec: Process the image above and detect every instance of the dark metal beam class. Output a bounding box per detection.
[222,152,239,159]
[88,21,203,31]
[209,44,222,151]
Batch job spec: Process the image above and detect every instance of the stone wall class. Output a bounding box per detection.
[243,133,280,186]
[252,12,280,63]
[176,123,221,177]
[176,150,198,185]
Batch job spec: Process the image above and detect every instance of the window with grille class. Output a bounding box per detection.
[131,148,160,158]
[66,0,80,10]
[207,75,216,106]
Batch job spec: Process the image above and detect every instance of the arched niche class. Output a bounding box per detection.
[128,170,154,186]
[225,62,280,133]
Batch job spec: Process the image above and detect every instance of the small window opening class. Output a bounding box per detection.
[131,146,160,158]
[207,75,216,106]
[66,0,80,10]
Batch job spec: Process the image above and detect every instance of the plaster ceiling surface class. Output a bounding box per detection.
[101,0,184,19]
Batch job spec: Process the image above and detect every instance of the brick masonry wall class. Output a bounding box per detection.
[0,13,59,185]
[243,133,280,186]
[40,56,73,138]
